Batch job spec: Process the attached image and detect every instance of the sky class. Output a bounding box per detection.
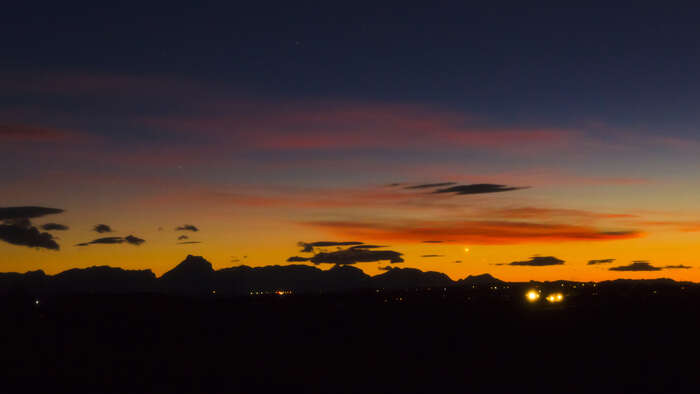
[3,3,700,281]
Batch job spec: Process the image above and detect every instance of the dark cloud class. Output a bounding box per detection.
[433,183,528,195]
[422,240,444,243]
[405,182,456,190]
[509,256,565,266]
[0,224,60,250]
[378,265,393,271]
[349,244,386,249]
[298,241,363,253]
[176,224,199,232]
[125,235,145,245]
[421,254,444,258]
[287,256,310,262]
[0,206,63,220]
[454,260,462,263]
[177,241,202,244]
[664,264,692,269]
[41,223,69,231]
[609,261,662,271]
[587,258,615,265]
[93,224,114,233]
[290,245,404,265]
[178,235,189,240]
[76,235,145,247]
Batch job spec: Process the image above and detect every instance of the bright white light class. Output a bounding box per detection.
[34,300,40,305]
[546,293,564,303]
[526,290,540,302]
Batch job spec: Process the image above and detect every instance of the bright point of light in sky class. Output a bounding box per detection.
[464,247,470,253]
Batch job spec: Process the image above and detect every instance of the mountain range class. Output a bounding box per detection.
[0,255,691,296]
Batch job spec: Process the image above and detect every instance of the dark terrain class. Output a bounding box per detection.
[2,256,699,393]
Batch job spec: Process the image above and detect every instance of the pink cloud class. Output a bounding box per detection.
[141,101,579,152]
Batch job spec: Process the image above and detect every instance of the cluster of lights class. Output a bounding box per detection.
[526,290,564,303]
[546,293,564,303]
[249,290,293,296]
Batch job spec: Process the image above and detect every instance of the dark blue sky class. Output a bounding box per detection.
[3,3,700,129]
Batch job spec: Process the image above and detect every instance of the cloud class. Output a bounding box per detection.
[93,224,114,233]
[421,254,444,258]
[433,184,528,195]
[298,241,363,253]
[587,258,616,265]
[422,240,444,243]
[41,223,69,231]
[454,260,462,263]
[404,182,456,190]
[177,241,202,244]
[0,124,79,143]
[175,224,199,232]
[378,265,393,271]
[305,220,643,245]
[76,235,145,247]
[143,101,578,153]
[178,235,189,240]
[664,265,692,269]
[508,256,565,266]
[0,206,64,220]
[349,244,386,249]
[491,207,637,220]
[609,261,662,271]
[289,245,404,265]
[125,235,145,245]
[287,256,310,262]
[0,224,60,250]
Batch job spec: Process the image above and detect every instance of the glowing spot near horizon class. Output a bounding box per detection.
[546,293,564,303]
[526,290,540,302]
[464,247,470,253]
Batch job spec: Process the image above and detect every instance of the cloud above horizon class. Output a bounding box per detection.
[289,242,404,265]
[298,241,364,253]
[609,261,662,271]
[0,223,60,250]
[93,224,114,233]
[304,220,642,245]
[0,206,64,220]
[176,224,199,232]
[41,223,70,231]
[433,184,528,195]
[588,259,616,265]
[404,182,456,190]
[508,256,565,266]
[76,235,145,247]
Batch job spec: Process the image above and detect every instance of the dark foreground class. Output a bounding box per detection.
[3,287,700,393]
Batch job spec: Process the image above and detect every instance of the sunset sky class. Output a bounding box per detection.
[3,3,700,281]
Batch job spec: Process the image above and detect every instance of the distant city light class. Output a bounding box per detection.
[546,293,564,303]
[526,290,540,302]
[34,299,40,305]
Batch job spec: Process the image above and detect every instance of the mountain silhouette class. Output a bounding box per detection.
[0,255,695,296]
[457,273,505,286]
[159,255,214,294]
[372,267,453,289]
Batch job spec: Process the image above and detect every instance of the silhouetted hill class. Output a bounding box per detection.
[0,255,697,296]
[159,255,214,294]
[457,273,505,286]
[372,267,453,289]
[52,266,156,293]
